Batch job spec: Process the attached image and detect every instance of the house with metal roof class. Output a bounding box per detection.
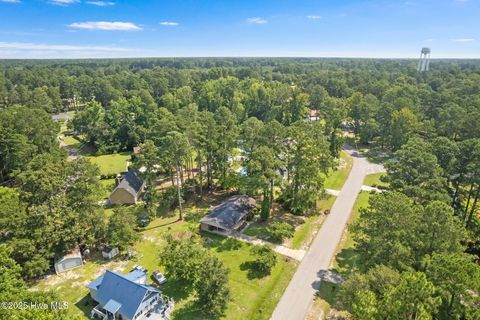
[87,270,174,320]
[109,168,145,205]
[54,248,83,274]
[200,195,256,234]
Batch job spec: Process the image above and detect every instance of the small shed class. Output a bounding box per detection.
[133,146,141,155]
[51,113,71,122]
[308,109,320,121]
[102,247,119,260]
[109,169,145,205]
[54,249,83,274]
[200,195,256,233]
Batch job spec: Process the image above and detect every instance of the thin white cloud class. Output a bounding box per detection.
[68,21,142,31]
[452,38,475,42]
[49,0,79,5]
[160,21,179,26]
[0,0,21,3]
[246,17,268,25]
[0,41,134,52]
[306,15,322,20]
[86,1,115,6]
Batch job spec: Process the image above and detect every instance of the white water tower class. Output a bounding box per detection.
[417,47,431,72]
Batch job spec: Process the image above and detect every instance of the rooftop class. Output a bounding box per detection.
[200,195,256,230]
[114,168,144,196]
[87,270,159,320]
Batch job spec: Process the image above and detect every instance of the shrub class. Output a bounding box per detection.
[267,221,294,242]
[260,198,270,221]
[250,245,277,275]
[161,234,230,317]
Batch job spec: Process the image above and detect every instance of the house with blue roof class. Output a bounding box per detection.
[87,269,173,320]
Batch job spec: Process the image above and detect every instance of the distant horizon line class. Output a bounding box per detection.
[1,56,480,60]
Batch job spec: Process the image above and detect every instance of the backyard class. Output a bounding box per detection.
[86,153,131,176]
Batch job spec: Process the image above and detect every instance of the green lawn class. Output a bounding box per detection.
[63,136,82,148]
[99,179,116,199]
[86,153,131,176]
[324,151,353,190]
[363,173,388,188]
[33,203,297,320]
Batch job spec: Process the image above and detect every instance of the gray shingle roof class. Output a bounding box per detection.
[113,168,144,197]
[200,195,256,230]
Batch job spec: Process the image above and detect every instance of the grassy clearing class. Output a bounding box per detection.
[363,173,388,188]
[324,151,353,190]
[173,234,298,320]
[63,136,82,148]
[86,153,131,176]
[243,205,305,244]
[33,197,297,320]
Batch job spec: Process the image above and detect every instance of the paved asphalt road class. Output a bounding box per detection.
[271,147,384,320]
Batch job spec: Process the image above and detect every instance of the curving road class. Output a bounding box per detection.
[271,146,384,320]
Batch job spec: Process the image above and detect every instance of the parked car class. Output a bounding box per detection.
[132,265,147,273]
[138,218,149,227]
[152,270,167,284]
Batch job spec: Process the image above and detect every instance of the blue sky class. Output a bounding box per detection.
[0,0,478,58]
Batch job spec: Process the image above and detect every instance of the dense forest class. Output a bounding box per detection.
[0,58,479,319]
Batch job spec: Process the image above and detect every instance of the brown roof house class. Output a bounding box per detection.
[109,169,145,205]
[200,195,256,234]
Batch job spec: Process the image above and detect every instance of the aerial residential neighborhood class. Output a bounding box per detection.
[1,1,480,320]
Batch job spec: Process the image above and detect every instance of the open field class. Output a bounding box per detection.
[85,153,131,176]
[33,197,297,320]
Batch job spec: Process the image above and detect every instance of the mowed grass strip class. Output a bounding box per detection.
[363,172,388,188]
[324,151,353,191]
[290,195,336,250]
